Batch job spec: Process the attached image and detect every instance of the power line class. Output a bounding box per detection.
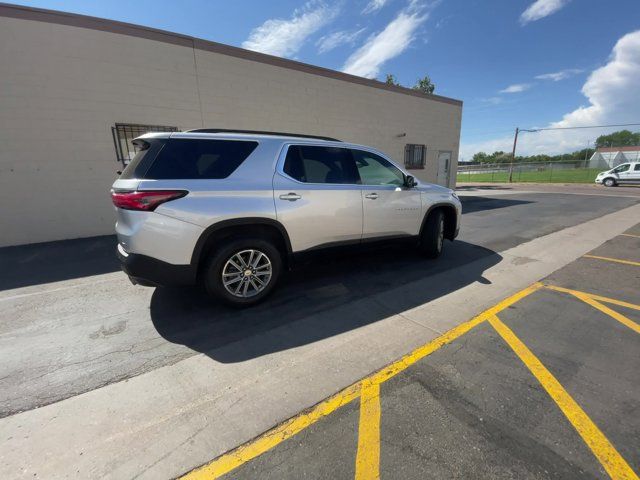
[463,123,640,138]
[522,123,640,132]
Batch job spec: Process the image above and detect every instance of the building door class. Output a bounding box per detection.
[437,151,451,187]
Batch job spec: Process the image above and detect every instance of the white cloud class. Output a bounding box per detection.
[316,28,366,54]
[499,83,532,93]
[242,1,339,57]
[363,0,390,14]
[461,30,640,158]
[552,31,640,129]
[535,68,583,81]
[520,0,570,25]
[342,2,428,78]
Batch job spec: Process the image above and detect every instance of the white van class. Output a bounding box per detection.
[595,162,640,186]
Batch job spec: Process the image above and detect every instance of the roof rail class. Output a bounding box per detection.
[185,129,341,142]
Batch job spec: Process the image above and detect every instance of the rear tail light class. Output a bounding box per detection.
[111,190,187,211]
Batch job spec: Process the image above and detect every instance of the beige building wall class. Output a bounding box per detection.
[0,4,462,247]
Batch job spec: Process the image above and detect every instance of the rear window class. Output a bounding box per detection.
[119,139,164,179]
[144,139,258,180]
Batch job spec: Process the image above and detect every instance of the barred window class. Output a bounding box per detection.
[404,144,426,169]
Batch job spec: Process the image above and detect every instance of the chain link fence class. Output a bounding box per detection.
[457,159,601,184]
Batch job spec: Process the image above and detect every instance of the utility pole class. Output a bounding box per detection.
[584,140,591,168]
[508,127,519,183]
[508,127,538,182]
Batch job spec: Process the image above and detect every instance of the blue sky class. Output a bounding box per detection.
[11,0,640,159]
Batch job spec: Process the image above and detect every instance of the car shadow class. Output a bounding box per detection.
[150,240,502,363]
[460,196,533,213]
[0,235,119,291]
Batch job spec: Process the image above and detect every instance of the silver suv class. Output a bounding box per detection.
[111,130,461,306]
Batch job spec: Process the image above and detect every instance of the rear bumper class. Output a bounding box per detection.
[117,244,196,287]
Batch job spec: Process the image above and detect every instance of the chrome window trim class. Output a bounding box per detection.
[275,142,360,187]
[275,142,416,188]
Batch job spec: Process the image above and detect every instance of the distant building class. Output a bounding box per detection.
[589,146,640,169]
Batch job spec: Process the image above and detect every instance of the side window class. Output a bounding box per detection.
[353,149,405,186]
[634,164,640,171]
[144,139,257,179]
[283,145,358,184]
[613,164,630,173]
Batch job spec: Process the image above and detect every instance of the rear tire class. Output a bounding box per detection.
[603,177,616,187]
[419,210,445,258]
[202,237,282,307]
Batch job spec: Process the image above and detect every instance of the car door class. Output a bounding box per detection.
[630,163,640,183]
[352,148,422,239]
[273,144,363,252]
[613,163,631,183]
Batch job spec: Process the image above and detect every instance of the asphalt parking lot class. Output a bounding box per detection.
[2,190,638,417]
[186,225,640,480]
[1,185,639,479]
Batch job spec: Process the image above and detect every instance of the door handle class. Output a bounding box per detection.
[365,193,378,200]
[279,192,302,201]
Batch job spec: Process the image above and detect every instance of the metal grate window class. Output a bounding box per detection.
[404,144,426,169]
[111,123,179,167]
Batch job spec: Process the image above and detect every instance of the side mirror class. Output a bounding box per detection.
[404,175,417,188]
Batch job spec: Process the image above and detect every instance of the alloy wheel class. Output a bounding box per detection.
[221,249,272,298]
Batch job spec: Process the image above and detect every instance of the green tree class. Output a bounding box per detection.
[413,75,435,94]
[469,147,597,165]
[595,130,640,148]
[384,74,436,93]
[472,152,489,163]
[385,74,400,86]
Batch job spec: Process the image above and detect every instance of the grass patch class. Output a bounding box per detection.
[457,168,601,184]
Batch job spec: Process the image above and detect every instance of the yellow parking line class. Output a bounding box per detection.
[179,283,544,479]
[587,294,640,312]
[573,294,640,335]
[355,381,381,480]
[181,383,361,480]
[544,285,640,334]
[368,282,544,386]
[620,233,640,239]
[544,285,640,312]
[583,255,640,267]
[488,314,639,480]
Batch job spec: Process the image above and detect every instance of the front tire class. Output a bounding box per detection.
[419,210,445,258]
[603,177,616,187]
[202,238,282,307]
